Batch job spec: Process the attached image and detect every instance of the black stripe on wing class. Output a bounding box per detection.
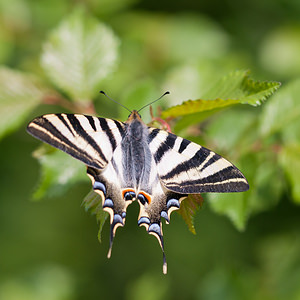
[159,147,212,180]
[148,128,160,143]
[154,134,176,163]
[86,115,97,131]
[57,114,75,136]
[178,139,191,153]
[99,118,117,150]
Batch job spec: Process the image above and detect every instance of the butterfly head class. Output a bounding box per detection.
[126,110,143,122]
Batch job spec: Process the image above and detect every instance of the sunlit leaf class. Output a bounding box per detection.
[178,194,203,234]
[32,145,87,199]
[162,98,241,119]
[279,144,300,203]
[161,71,280,118]
[0,67,47,140]
[41,9,119,102]
[82,190,108,242]
[202,70,280,104]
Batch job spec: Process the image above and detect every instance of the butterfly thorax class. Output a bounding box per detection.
[122,110,153,193]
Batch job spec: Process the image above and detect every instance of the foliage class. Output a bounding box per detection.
[1,1,300,299]
[0,67,48,139]
[162,70,280,119]
[41,9,119,103]
[82,189,109,242]
[0,7,284,236]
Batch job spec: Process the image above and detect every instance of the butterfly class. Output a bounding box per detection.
[27,100,249,274]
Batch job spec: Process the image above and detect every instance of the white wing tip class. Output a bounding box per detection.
[163,262,168,274]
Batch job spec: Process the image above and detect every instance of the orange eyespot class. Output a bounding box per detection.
[138,191,151,205]
[122,188,136,201]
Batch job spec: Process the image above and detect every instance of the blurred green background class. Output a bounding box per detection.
[1,0,300,299]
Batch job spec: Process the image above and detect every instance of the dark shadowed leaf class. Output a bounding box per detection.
[82,190,109,242]
[279,144,300,204]
[178,194,203,234]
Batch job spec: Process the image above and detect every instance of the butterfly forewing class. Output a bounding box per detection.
[27,113,125,170]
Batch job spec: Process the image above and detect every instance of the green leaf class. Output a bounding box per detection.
[260,78,300,137]
[204,108,258,153]
[208,153,283,231]
[161,71,280,119]
[41,9,119,102]
[162,98,241,119]
[202,70,280,104]
[32,146,88,199]
[279,144,300,203]
[82,190,109,242]
[0,67,46,140]
[178,194,203,234]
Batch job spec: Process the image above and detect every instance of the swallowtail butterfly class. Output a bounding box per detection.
[27,101,249,274]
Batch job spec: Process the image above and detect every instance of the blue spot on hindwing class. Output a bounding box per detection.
[113,214,123,225]
[103,198,114,208]
[93,181,106,195]
[160,211,169,222]
[138,217,150,226]
[149,223,161,235]
[167,198,180,210]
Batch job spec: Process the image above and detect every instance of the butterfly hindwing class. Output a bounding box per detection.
[148,128,249,194]
[27,113,125,170]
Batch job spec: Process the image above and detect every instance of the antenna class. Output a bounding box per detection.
[138,91,170,113]
[99,91,132,113]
